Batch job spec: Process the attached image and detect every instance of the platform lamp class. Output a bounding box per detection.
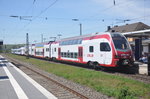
[72,19,82,36]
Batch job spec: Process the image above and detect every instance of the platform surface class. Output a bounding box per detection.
[0,55,57,99]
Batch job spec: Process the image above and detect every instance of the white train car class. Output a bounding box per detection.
[34,43,44,58]
[20,47,26,55]
[29,45,32,55]
[34,42,53,58]
[28,44,35,56]
[44,42,53,58]
[11,49,21,54]
[51,32,134,67]
[13,32,133,68]
[51,42,59,60]
[11,47,25,55]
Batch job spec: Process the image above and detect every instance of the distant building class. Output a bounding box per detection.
[108,22,150,33]
[107,22,150,60]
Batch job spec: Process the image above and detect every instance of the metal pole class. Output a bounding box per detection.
[148,55,150,76]
[80,23,82,36]
[26,33,29,59]
[41,34,43,43]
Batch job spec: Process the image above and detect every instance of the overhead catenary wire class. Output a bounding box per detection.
[6,1,150,35]
[17,0,59,33]
[82,0,136,21]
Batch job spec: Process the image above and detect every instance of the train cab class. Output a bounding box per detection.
[111,33,134,66]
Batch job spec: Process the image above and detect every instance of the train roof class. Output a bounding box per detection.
[32,41,54,46]
[58,32,115,42]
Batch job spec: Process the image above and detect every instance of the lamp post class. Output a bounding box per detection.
[41,34,43,43]
[43,38,46,42]
[49,37,56,41]
[57,34,62,39]
[72,19,82,36]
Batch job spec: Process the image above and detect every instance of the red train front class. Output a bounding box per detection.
[111,33,134,67]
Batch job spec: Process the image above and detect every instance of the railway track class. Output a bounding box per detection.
[3,55,110,99]
[21,65,89,99]
[5,57,88,99]
[5,54,150,84]
[3,54,150,99]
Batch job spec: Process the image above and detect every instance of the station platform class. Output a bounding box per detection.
[135,61,148,75]
[0,55,57,99]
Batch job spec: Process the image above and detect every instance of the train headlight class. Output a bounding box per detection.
[115,55,120,58]
[122,59,129,65]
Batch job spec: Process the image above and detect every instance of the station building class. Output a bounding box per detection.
[108,22,150,60]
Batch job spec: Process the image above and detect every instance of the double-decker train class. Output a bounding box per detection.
[12,32,134,68]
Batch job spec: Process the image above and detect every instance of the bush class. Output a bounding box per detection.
[118,86,137,99]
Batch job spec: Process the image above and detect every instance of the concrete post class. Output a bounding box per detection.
[135,38,142,60]
[148,55,150,76]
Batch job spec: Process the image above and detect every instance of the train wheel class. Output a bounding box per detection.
[93,62,99,70]
[52,57,56,61]
[87,61,93,68]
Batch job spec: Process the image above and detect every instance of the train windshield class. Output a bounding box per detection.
[111,33,130,51]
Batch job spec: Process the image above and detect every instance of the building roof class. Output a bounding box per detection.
[108,22,150,33]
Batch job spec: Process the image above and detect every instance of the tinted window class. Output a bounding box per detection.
[64,53,67,57]
[59,39,82,46]
[71,53,73,58]
[74,53,78,58]
[89,46,94,52]
[111,33,130,51]
[54,48,56,52]
[100,43,111,51]
[46,48,49,52]
[61,52,63,57]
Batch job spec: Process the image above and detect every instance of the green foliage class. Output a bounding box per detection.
[117,85,138,99]
[6,54,150,99]
[1,44,25,53]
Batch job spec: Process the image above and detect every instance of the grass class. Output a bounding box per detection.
[5,54,150,99]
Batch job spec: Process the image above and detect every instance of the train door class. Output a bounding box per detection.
[49,44,51,58]
[43,48,44,57]
[58,48,61,59]
[51,43,59,59]
[78,47,83,62]
[100,42,112,65]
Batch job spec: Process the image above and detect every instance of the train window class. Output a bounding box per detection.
[71,53,73,58]
[64,53,67,57]
[46,48,49,52]
[111,34,130,50]
[59,39,82,46]
[77,39,82,44]
[72,40,76,45]
[100,43,111,51]
[89,46,94,52]
[54,48,56,52]
[66,41,69,45]
[63,52,65,57]
[67,40,70,45]
[61,52,63,57]
[67,52,70,57]
[74,40,78,44]
[70,40,73,45]
[74,53,78,58]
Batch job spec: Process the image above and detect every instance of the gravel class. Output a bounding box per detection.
[3,55,114,99]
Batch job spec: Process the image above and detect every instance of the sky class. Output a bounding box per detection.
[0,0,150,44]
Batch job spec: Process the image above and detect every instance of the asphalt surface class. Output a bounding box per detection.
[0,55,57,99]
